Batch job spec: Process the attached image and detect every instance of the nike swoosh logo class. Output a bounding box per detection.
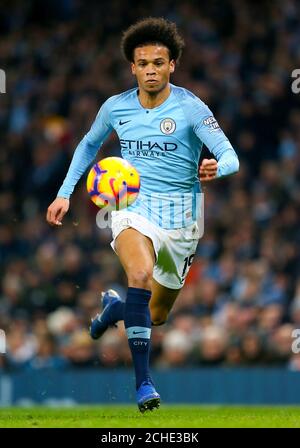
[133,330,147,334]
[119,120,131,126]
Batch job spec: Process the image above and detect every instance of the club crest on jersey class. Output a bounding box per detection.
[160,118,176,134]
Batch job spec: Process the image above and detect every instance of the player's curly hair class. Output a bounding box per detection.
[121,17,185,63]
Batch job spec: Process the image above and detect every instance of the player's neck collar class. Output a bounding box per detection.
[135,84,173,110]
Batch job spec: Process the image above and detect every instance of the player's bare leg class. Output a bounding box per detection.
[115,228,155,290]
[90,228,155,339]
[116,231,180,325]
[150,278,180,326]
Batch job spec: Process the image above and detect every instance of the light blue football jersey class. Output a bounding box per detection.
[57,84,239,228]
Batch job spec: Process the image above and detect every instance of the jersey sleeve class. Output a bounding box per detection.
[190,99,239,178]
[57,98,113,199]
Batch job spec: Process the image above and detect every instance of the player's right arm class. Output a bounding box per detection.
[46,99,113,226]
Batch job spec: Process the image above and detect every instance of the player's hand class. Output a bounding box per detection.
[46,197,70,226]
[199,158,218,182]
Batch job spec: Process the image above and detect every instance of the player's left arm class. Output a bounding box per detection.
[192,104,239,182]
[199,147,239,182]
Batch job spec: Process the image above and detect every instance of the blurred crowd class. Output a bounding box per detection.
[0,0,299,372]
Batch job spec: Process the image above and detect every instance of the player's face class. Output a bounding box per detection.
[131,45,175,94]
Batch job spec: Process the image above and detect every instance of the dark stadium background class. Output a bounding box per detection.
[0,0,299,405]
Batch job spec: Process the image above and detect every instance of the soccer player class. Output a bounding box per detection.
[46,18,239,412]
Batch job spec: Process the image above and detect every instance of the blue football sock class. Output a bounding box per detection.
[124,287,152,389]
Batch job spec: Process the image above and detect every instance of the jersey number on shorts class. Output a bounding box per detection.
[181,254,195,279]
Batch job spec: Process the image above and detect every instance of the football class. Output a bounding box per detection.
[86,157,140,210]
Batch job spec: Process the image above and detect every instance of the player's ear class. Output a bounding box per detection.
[131,62,136,75]
[170,60,175,73]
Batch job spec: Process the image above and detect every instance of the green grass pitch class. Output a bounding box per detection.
[0,405,300,428]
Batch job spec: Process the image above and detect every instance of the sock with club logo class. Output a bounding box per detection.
[124,287,152,389]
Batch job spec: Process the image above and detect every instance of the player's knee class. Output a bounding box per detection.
[150,309,168,326]
[127,269,152,290]
[151,318,166,326]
